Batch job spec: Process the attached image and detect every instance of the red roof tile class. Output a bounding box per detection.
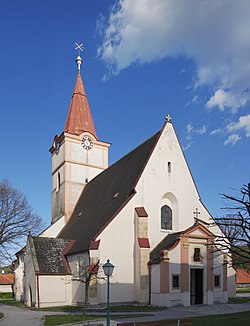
[64,71,97,138]
[236,269,250,284]
[135,207,148,217]
[138,238,150,248]
[0,274,14,285]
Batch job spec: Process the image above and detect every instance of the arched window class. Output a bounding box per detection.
[161,205,172,230]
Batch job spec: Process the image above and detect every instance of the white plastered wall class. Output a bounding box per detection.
[24,242,37,307]
[67,252,89,306]
[38,275,72,308]
[135,123,214,250]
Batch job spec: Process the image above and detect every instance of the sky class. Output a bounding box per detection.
[0,0,249,228]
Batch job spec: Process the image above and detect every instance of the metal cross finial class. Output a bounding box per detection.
[74,41,84,71]
[165,114,172,122]
[193,208,201,223]
[75,42,84,56]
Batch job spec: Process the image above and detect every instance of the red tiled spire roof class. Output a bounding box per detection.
[64,70,97,138]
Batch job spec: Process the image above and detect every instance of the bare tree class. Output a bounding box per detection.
[72,259,100,316]
[214,182,250,269]
[0,179,44,264]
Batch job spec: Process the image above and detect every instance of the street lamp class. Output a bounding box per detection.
[103,259,114,326]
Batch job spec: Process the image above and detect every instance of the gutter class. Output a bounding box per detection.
[36,274,40,308]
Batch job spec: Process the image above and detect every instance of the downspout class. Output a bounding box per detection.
[148,261,151,305]
[36,274,40,308]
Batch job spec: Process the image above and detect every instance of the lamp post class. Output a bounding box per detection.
[102,259,114,326]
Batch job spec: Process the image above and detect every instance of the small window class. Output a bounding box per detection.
[161,205,172,230]
[172,275,180,289]
[194,248,201,262]
[168,162,171,173]
[214,275,221,287]
[56,172,61,192]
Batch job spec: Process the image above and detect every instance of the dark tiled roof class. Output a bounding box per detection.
[59,130,161,254]
[30,236,72,274]
[150,232,181,263]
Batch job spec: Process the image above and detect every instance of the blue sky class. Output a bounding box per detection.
[0,0,249,227]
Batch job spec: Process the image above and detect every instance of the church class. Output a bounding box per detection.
[14,53,236,308]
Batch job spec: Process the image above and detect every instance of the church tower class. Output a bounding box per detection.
[50,53,110,224]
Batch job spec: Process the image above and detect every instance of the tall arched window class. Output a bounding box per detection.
[161,205,172,230]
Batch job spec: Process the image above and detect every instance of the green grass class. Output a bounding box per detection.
[192,311,250,326]
[0,292,13,299]
[228,297,250,303]
[34,304,165,312]
[32,305,82,312]
[44,314,102,326]
[44,312,250,326]
[236,287,250,293]
[108,305,166,312]
[0,312,4,319]
[0,299,25,307]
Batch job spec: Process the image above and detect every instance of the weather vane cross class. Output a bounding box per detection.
[74,42,84,71]
[75,42,84,56]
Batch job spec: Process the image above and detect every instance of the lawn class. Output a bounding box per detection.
[228,297,250,304]
[192,311,250,326]
[44,311,250,326]
[236,288,250,293]
[34,304,165,312]
[44,315,103,326]
[0,299,25,307]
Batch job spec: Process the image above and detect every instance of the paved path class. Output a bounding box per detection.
[0,304,64,326]
[1,301,250,326]
[112,301,250,324]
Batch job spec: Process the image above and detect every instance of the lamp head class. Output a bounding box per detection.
[102,259,114,277]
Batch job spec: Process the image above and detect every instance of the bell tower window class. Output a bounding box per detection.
[56,172,61,192]
[161,205,172,230]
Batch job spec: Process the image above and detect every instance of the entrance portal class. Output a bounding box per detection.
[190,268,203,304]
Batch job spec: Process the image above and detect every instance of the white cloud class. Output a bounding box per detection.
[98,0,250,111]
[224,134,241,146]
[186,122,193,134]
[197,125,206,135]
[227,114,250,137]
[185,122,206,147]
[186,122,206,137]
[183,142,193,151]
[206,89,248,112]
[210,128,223,136]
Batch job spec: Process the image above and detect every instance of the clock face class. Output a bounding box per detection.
[82,136,93,150]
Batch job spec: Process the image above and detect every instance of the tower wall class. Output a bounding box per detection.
[51,132,110,224]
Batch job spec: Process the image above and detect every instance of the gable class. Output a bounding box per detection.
[183,223,214,238]
[150,223,214,263]
[59,130,162,254]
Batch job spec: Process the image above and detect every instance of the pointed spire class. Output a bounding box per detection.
[64,53,97,138]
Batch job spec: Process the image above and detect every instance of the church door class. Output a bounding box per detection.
[190,268,203,304]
